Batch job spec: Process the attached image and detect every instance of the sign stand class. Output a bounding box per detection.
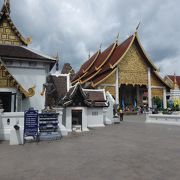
[39,112,62,141]
[24,108,39,144]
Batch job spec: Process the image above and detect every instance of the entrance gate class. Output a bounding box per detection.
[72,110,82,131]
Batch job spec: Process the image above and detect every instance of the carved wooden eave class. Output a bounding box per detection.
[95,42,117,70]
[164,75,174,89]
[0,3,32,46]
[71,71,88,84]
[82,50,101,73]
[0,58,35,97]
[91,68,117,88]
[134,32,158,71]
[109,32,158,70]
[153,71,171,89]
[71,50,101,84]
[81,68,102,84]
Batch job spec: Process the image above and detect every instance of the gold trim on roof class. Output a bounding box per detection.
[91,68,117,87]
[135,32,157,71]
[71,71,88,84]
[82,50,100,73]
[109,34,135,68]
[81,69,102,84]
[0,59,35,97]
[95,42,117,70]
[153,70,171,89]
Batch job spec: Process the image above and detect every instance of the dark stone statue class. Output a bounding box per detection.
[41,75,57,110]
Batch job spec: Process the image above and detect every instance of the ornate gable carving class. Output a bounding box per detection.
[118,43,148,86]
[0,64,16,87]
[0,17,23,46]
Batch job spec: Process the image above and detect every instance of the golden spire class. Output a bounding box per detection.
[4,0,10,13]
[173,73,179,90]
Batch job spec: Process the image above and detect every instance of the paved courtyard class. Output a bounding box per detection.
[1,115,180,180]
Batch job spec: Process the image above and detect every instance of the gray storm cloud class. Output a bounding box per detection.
[1,0,180,75]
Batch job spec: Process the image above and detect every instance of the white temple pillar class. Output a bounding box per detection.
[115,68,119,105]
[148,68,152,109]
[163,87,167,109]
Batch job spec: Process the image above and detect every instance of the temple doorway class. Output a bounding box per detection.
[72,110,82,131]
[0,92,12,112]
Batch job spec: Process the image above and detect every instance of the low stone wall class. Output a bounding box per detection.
[146,113,180,126]
[0,112,24,141]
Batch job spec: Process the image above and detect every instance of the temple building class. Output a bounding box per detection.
[72,31,170,109]
[0,1,56,112]
[165,74,180,100]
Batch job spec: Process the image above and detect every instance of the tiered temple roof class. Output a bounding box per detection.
[72,32,168,88]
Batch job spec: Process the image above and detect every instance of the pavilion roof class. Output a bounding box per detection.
[0,44,56,64]
[62,83,108,107]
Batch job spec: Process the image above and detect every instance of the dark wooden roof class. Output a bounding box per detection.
[62,83,107,107]
[0,45,56,63]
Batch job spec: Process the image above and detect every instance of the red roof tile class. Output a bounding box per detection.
[168,75,180,87]
[79,43,116,83]
[109,35,134,67]
[72,51,100,82]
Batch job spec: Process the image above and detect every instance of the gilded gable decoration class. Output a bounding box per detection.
[0,59,35,97]
[0,0,32,46]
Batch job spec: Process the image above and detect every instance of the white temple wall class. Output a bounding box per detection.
[0,112,24,141]
[7,64,49,111]
[87,108,105,127]
[65,107,89,132]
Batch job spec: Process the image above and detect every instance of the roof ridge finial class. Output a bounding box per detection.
[116,32,120,43]
[88,50,91,59]
[4,0,10,14]
[99,43,102,51]
[55,51,60,71]
[135,21,141,32]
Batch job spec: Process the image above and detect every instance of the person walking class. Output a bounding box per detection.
[119,108,124,121]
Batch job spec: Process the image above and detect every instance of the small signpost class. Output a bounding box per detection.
[24,108,38,143]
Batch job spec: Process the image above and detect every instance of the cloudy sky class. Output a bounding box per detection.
[1,0,180,75]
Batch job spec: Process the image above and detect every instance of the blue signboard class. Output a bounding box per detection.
[24,108,38,137]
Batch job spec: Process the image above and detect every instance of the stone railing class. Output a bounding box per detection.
[146,113,180,126]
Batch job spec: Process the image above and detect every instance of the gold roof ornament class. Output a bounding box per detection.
[4,0,10,13]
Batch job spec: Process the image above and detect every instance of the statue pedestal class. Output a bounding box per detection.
[54,107,68,136]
